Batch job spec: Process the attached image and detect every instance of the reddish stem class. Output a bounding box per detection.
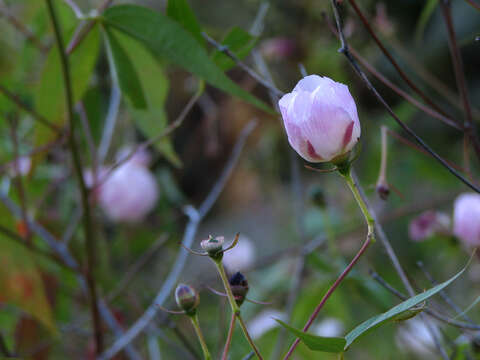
[221,313,236,360]
[283,234,373,359]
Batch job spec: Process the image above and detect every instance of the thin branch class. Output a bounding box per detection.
[98,120,257,360]
[66,0,114,55]
[439,0,480,161]
[77,101,98,172]
[0,84,61,133]
[221,314,236,360]
[464,0,480,10]
[107,235,169,302]
[330,0,480,193]
[0,2,49,52]
[98,84,121,163]
[45,0,101,351]
[202,31,284,98]
[346,0,450,119]
[323,15,462,130]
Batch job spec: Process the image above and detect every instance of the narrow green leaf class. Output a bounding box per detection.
[103,5,272,114]
[344,260,469,349]
[274,319,346,353]
[104,29,147,109]
[453,294,480,320]
[105,29,181,166]
[166,0,204,46]
[212,26,257,71]
[415,0,439,43]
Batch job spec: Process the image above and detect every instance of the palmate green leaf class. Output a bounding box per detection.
[212,26,257,71]
[35,24,100,145]
[166,0,204,46]
[344,260,469,349]
[102,5,272,114]
[105,29,181,166]
[0,236,56,334]
[274,319,346,353]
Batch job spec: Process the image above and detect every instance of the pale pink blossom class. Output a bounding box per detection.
[278,75,360,163]
[408,211,450,242]
[98,162,158,223]
[115,146,152,167]
[453,193,480,246]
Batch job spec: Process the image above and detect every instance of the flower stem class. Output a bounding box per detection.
[214,261,263,359]
[190,313,212,360]
[283,167,375,359]
[221,313,236,360]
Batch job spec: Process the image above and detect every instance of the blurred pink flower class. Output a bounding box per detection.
[247,309,286,340]
[115,146,152,167]
[260,37,296,60]
[453,193,480,246]
[278,75,360,163]
[408,210,450,242]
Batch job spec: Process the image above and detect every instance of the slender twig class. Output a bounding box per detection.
[107,235,169,302]
[0,2,49,52]
[330,0,480,193]
[62,0,84,18]
[346,0,449,119]
[242,352,255,360]
[7,116,31,243]
[221,314,236,360]
[464,0,480,10]
[94,89,202,189]
[202,32,283,98]
[45,0,102,352]
[439,0,480,161]
[61,206,83,244]
[66,0,113,55]
[0,84,61,133]
[323,15,462,130]
[98,121,257,360]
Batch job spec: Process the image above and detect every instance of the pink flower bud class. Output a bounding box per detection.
[453,193,480,247]
[408,210,450,242]
[279,75,361,163]
[98,162,159,223]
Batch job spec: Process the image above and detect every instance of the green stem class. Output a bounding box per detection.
[214,261,263,359]
[283,167,375,359]
[44,0,102,353]
[190,313,212,360]
[342,170,376,242]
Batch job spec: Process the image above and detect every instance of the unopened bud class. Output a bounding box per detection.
[175,284,199,316]
[200,235,224,260]
[229,272,249,306]
[376,181,390,200]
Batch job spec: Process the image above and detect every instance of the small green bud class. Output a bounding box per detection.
[175,283,199,316]
[200,235,224,261]
[229,272,249,306]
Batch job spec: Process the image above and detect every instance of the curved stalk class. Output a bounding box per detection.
[283,167,375,359]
